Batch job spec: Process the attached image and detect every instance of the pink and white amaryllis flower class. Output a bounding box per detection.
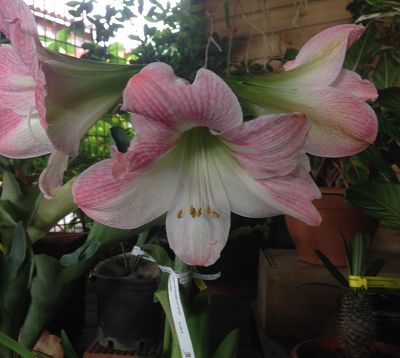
[0,0,140,197]
[73,63,321,266]
[225,24,378,158]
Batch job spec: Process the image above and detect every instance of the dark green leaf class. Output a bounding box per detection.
[346,181,400,230]
[66,1,81,7]
[213,329,240,358]
[315,250,348,287]
[365,258,385,276]
[0,331,35,358]
[358,146,398,182]
[373,51,400,89]
[378,87,400,115]
[110,126,132,153]
[341,156,369,185]
[344,24,376,71]
[61,330,79,358]
[187,291,209,358]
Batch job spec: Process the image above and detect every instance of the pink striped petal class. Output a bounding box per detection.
[122,63,243,133]
[258,168,322,226]
[73,157,178,229]
[298,88,378,157]
[0,0,39,40]
[39,152,69,199]
[332,69,378,101]
[0,45,36,115]
[221,113,308,179]
[283,24,364,87]
[0,108,52,158]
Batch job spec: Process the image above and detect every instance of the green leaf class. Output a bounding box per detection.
[341,156,369,185]
[315,250,348,287]
[344,24,376,71]
[110,126,132,153]
[19,240,100,348]
[0,223,32,342]
[108,42,125,57]
[66,1,81,7]
[365,258,385,276]
[187,291,209,358]
[213,329,240,358]
[358,146,398,182]
[61,330,79,358]
[346,181,400,230]
[373,51,400,89]
[0,171,22,202]
[0,331,35,358]
[56,28,71,43]
[378,87,400,115]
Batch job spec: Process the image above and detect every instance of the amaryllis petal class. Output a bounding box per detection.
[332,69,378,101]
[221,113,308,179]
[73,155,178,229]
[259,168,322,226]
[0,45,36,115]
[39,49,140,155]
[122,62,243,133]
[0,0,38,40]
[296,88,378,156]
[0,108,52,158]
[284,24,363,71]
[224,24,378,158]
[74,63,320,266]
[166,154,231,266]
[39,152,69,199]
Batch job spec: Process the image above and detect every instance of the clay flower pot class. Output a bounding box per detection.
[292,336,400,358]
[285,188,378,266]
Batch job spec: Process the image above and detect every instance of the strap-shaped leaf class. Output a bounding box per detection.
[315,250,348,288]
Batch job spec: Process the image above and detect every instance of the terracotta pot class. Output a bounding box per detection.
[285,188,378,266]
[292,336,400,358]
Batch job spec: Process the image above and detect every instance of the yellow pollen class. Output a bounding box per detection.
[189,205,196,218]
[196,208,202,217]
[205,205,211,215]
[209,210,220,218]
[176,209,184,219]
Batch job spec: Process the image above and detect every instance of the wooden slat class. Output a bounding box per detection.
[207,0,311,19]
[230,19,347,62]
[211,0,351,39]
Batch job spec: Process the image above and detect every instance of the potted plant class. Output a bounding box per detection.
[93,229,162,351]
[292,232,400,358]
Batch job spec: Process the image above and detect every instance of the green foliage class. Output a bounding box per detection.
[346,180,400,229]
[316,232,384,289]
[130,0,228,79]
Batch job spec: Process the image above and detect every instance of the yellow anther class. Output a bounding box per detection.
[205,205,211,215]
[176,209,184,219]
[189,205,196,218]
[209,210,220,219]
[196,207,202,217]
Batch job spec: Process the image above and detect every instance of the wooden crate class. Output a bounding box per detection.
[256,249,400,341]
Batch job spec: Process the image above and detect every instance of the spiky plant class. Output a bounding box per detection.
[316,233,385,358]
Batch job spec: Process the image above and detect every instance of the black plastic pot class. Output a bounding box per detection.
[94,254,161,350]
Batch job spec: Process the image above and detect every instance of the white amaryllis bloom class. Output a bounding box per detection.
[73,63,321,266]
